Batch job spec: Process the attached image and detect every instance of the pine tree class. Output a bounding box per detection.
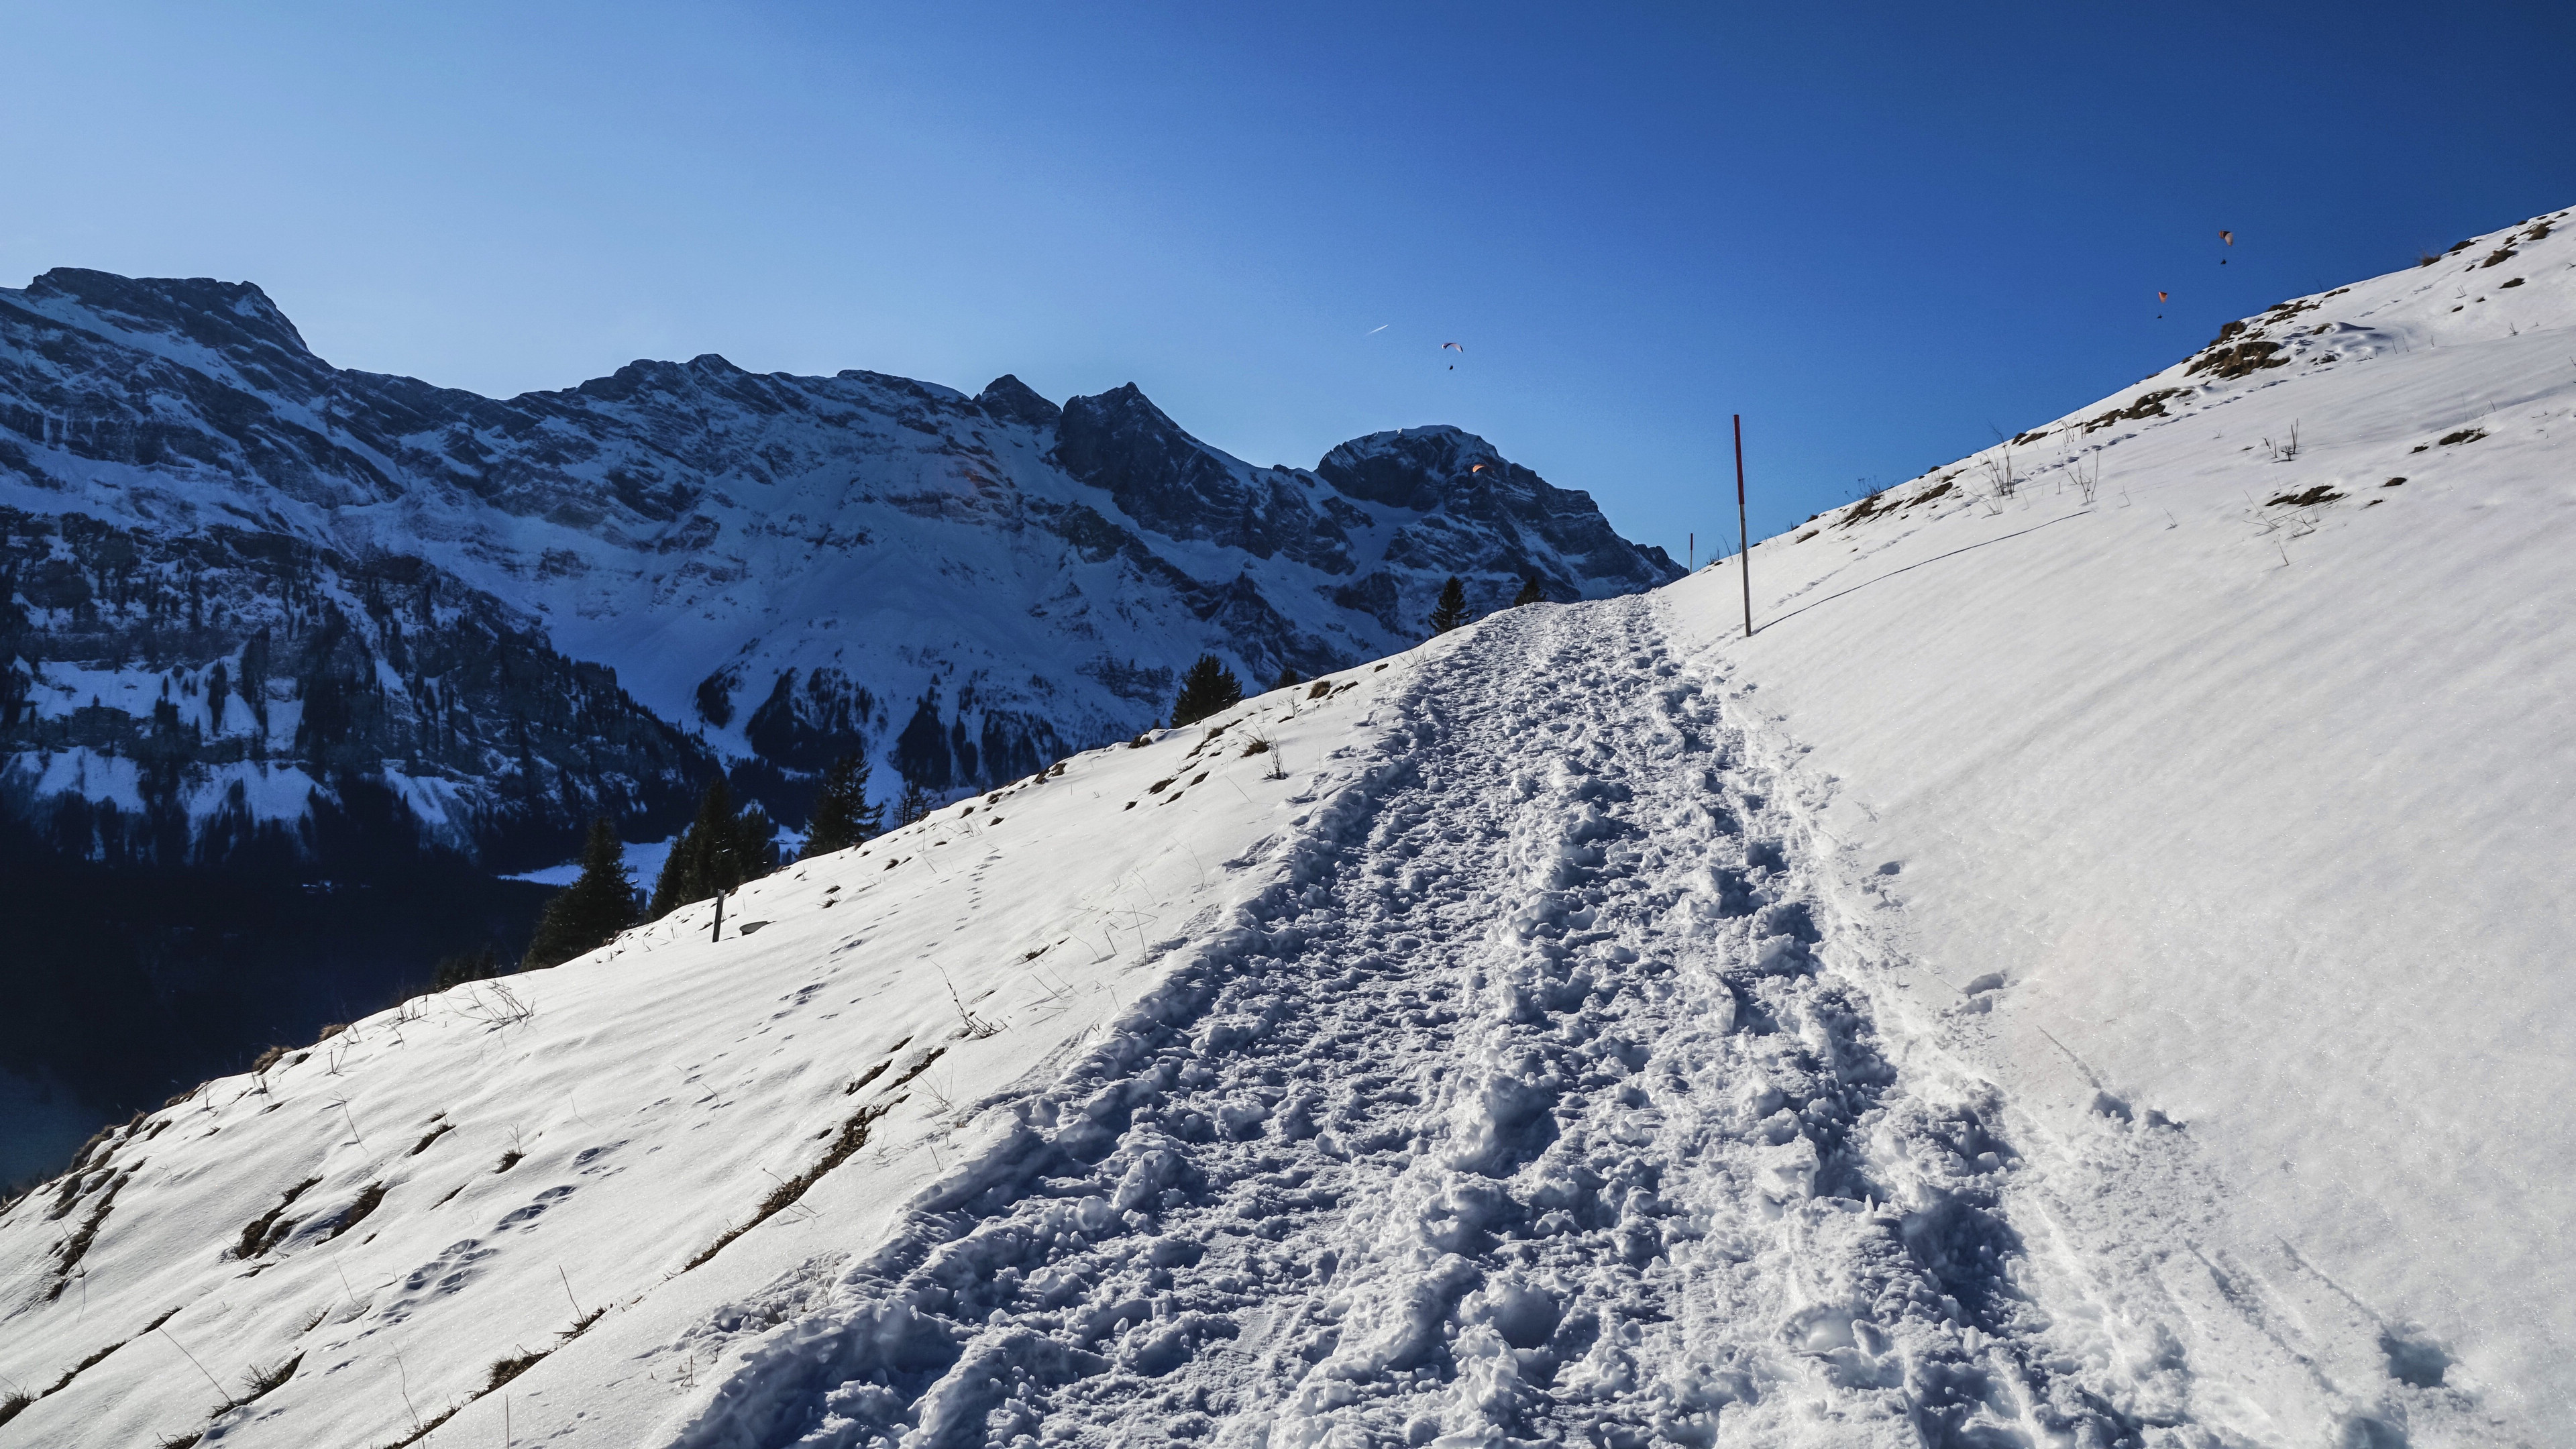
[1511,574,1546,607]
[1274,664,1301,690]
[894,777,936,827]
[431,944,500,991]
[648,778,780,919]
[801,753,883,859]
[1171,654,1243,728]
[523,818,637,969]
[1429,576,1471,634]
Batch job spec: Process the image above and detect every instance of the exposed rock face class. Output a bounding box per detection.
[0,266,1681,855]
[0,506,712,873]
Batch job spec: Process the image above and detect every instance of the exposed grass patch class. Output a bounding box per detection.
[684,1096,899,1272]
[233,1177,321,1260]
[322,1182,386,1242]
[1835,488,1896,527]
[2083,388,2182,433]
[484,1351,545,1393]
[235,1353,300,1405]
[2187,339,2286,380]
[50,1169,135,1299]
[370,1405,457,1448]
[2265,486,2343,508]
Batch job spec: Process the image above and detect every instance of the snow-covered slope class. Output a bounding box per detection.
[1669,201,2576,1434]
[6,207,2571,1447]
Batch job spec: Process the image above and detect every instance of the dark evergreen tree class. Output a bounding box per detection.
[1511,574,1546,608]
[802,752,883,858]
[1171,654,1243,728]
[1429,576,1471,634]
[523,818,637,969]
[648,778,780,919]
[894,777,936,827]
[431,944,501,991]
[1274,664,1301,690]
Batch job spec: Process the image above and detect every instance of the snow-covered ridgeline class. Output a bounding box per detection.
[0,272,1680,861]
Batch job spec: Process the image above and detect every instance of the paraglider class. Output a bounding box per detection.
[2157,288,2168,317]
[1443,341,1464,371]
[2219,229,2233,264]
[1470,464,1487,473]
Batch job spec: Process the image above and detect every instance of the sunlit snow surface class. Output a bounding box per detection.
[4,207,2572,1446]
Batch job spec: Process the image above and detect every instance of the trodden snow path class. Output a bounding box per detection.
[659,596,2412,1449]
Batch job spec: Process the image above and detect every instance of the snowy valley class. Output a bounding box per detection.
[3,202,2574,1448]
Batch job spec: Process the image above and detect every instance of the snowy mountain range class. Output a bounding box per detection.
[5,203,2567,1447]
[0,268,1677,870]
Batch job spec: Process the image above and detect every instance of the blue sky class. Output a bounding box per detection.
[5,1,2571,551]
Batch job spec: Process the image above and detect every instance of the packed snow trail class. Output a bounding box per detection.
[667,597,2172,1448]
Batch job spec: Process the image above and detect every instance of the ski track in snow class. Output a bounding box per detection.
[665,598,2235,1448]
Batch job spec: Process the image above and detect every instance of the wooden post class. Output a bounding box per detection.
[711,890,723,943]
[1734,415,1752,638]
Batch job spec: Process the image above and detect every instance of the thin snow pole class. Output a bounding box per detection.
[1733,414,1752,638]
[710,890,723,943]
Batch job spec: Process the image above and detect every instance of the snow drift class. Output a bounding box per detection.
[3,205,2570,1447]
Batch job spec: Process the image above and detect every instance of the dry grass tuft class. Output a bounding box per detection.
[322,1183,386,1242]
[233,1177,321,1260]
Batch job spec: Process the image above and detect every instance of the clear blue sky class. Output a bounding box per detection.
[5,1,2571,549]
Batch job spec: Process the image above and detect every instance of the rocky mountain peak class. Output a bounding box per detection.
[975,373,1061,429]
[21,267,313,363]
[1053,382,1248,533]
[1316,425,1505,511]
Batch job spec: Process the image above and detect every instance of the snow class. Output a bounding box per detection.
[1662,203,2576,1434]
[5,206,2572,1447]
[506,835,679,890]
